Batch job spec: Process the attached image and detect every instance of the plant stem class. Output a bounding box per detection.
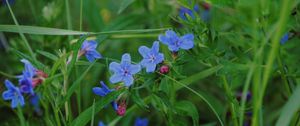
[253,0,292,125]
[222,76,238,126]
[6,0,35,60]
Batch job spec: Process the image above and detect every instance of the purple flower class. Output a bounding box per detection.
[93,81,114,97]
[17,59,36,95]
[159,30,194,52]
[19,59,36,79]
[134,117,149,126]
[80,40,102,62]
[179,5,200,20]
[93,81,118,111]
[2,80,25,108]
[280,33,289,45]
[98,121,106,126]
[19,77,34,95]
[138,42,164,73]
[109,53,141,87]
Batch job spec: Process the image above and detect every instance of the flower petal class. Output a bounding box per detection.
[151,41,160,53]
[145,63,156,73]
[109,74,123,84]
[180,34,194,50]
[129,64,141,74]
[109,62,121,73]
[158,35,170,45]
[138,46,150,58]
[121,53,131,64]
[21,59,36,78]
[111,101,118,111]
[2,90,14,100]
[100,81,111,93]
[123,75,134,86]
[5,80,16,90]
[165,30,177,38]
[154,53,164,64]
[168,44,180,52]
[86,51,102,62]
[93,87,106,97]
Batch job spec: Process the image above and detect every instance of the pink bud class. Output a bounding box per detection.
[32,78,42,88]
[160,65,169,74]
[35,70,48,78]
[116,102,126,116]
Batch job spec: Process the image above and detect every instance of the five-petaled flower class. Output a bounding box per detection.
[109,53,141,87]
[139,41,164,73]
[93,81,118,111]
[134,117,149,126]
[2,80,25,108]
[80,40,102,62]
[159,30,194,52]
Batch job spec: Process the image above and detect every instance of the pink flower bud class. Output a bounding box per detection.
[116,102,126,116]
[160,65,169,74]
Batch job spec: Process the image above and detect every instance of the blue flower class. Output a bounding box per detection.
[109,53,141,87]
[17,59,36,95]
[19,59,36,79]
[2,80,25,108]
[280,33,289,45]
[80,40,102,62]
[98,121,106,126]
[93,81,118,111]
[179,5,199,20]
[134,117,149,126]
[138,41,164,73]
[159,30,194,52]
[19,77,34,95]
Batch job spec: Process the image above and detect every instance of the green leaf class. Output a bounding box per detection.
[118,0,136,14]
[130,90,149,110]
[37,50,58,61]
[0,25,89,35]
[275,85,300,126]
[175,101,199,126]
[0,25,168,35]
[71,89,125,126]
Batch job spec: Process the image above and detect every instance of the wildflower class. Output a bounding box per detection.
[19,59,36,79]
[179,5,199,20]
[159,65,169,74]
[2,80,25,108]
[80,40,102,62]
[158,30,194,52]
[93,81,118,111]
[116,101,126,116]
[109,53,141,87]
[98,121,106,126]
[134,117,149,126]
[280,33,289,45]
[138,42,164,73]
[19,77,34,95]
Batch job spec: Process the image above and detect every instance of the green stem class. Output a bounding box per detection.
[79,0,83,31]
[253,0,292,125]
[222,76,238,126]
[17,105,26,126]
[6,0,35,60]
[65,0,73,40]
[277,54,292,96]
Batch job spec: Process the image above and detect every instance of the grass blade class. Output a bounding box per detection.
[275,85,300,126]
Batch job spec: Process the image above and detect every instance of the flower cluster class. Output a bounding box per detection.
[92,30,194,117]
[2,59,47,109]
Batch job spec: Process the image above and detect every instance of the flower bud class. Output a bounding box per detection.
[160,65,169,74]
[116,102,126,116]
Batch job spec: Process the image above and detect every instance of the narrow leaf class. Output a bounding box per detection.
[118,0,135,14]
